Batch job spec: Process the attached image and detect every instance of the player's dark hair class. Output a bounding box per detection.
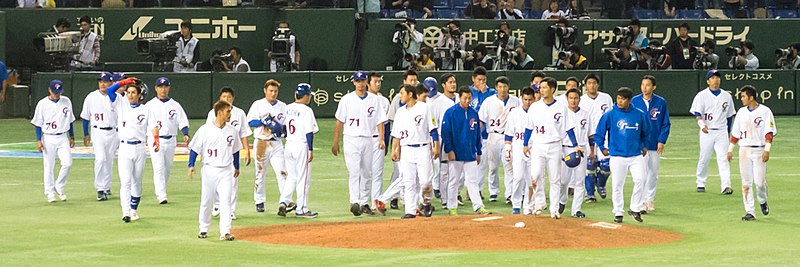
[566,88,582,98]
[403,69,418,81]
[742,39,755,51]
[79,15,91,25]
[473,66,487,77]
[541,77,557,90]
[415,84,428,97]
[495,76,510,86]
[679,22,690,31]
[213,100,232,115]
[368,72,382,80]
[264,79,281,89]
[583,73,600,84]
[516,44,527,53]
[642,75,657,86]
[566,76,580,87]
[617,87,634,99]
[55,18,71,29]
[440,73,455,88]
[219,86,235,97]
[458,85,472,95]
[741,85,758,101]
[402,85,418,100]
[180,20,192,30]
[521,87,535,96]
[531,70,546,81]
[230,46,242,56]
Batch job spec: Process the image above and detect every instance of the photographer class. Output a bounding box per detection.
[776,43,800,69]
[558,44,588,70]
[638,40,672,70]
[70,15,100,71]
[437,20,466,70]
[493,21,518,70]
[608,41,639,69]
[545,18,577,66]
[392,18,424,69]
[464,44,494,70]
[223,46,250,72]
[268,21,301,72]
[628,19,648,50]
[666,23,698,69]
[694,40,720,70]
[415,47,436,71]
[728,40,759,70]
[196,49,228,72]
[465,0,497,19]
[510,45,535,70]
[173,20,200,73]
[497,0,524,19]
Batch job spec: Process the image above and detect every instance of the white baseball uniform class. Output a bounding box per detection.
[730,104,776,217]
[207,106,252,215]
[116,101,154,218]
[560,106,590,216]
[581,92,613,163]
[145,97,190,202]
[430,93,458,204]
[391,101,437,215]
[247,98,287,206]
[32,96,75,200]
[369,92,391,205]
[386,93,403,200]
[189,122,243,237]
[690,88,736,191]
[282,102,319,214]
[478,95,520,200]
[504,106,531,211]
[335,91,387,206]
[80,90,121,194]
[525,98,571,217]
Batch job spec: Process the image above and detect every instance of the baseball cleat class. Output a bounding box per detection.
[231,213,237,220]
[130,210,139,221]
[122,216,131,223]
[722,187,733,195]
[422,204,433,217]
[57,192,67,201]
[533,208,543,216]
[761,202,769,216]
[286,202,297,212]
[374,200,387,216]
[350,203,362,216]
[741,213,756,221]
[296,211,319,218]
[159,199,168,205]
[613,216,623,223]
[558,203,566,214]
[505,196,511,204]
[474,207,492,215]
[696,187,706,193]
[573,211,586,218]
[105,189,112,195]
[220,233,235,241]
[361,204,374,215]
[512,208,521,214]
[47,194,57,203]
[255,203,265,213]
[442,203,448,210]
[277,203,287,217]
[489,195,498,202]
[390,198,399,209]
[212,207,220,217]
[640,210,648,215]
[198,232,208,239]
[550,213,560,219]
[598,187,607,199]
[402,213,416,219]
[97,191,108,201]
[457,195,464,206]
[434,190,441,199]
[628,210,643,223]
[449,209,458,215]
[585,195,597,203]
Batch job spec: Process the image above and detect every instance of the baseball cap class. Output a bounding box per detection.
[296,83,315,96]
[50,80,64,94]
[156,77,170,86]
[706,69,721,80]
[353,71,368,81]
[98,72,113,82]
[113,72,125,81]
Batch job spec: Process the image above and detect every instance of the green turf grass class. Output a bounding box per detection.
[1,117,799,266]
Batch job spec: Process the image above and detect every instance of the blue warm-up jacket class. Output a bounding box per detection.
[631,93,671,150]
[594,105,650,157]
[441,104,482,162]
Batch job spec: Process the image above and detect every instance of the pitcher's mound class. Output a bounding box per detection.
[236,215,682,250]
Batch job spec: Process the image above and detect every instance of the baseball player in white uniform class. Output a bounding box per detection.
[430,73,458,208]
[280,83,319,218]
[478,76,520,203]
[580,73,613,202]
[727,85,776,221]
[558,88,591,218]
[367,72,390,210]
[32,80,75,202]
[80,72,120,201]
[691,70,736,194]
[504,87,535,214]
[247,79,289,214]
[114,80,160,223]
[207,87,252,219]
[145,77,191,204]
[523,77,581,219]
[189,100,242,241]
[332,70,387,216]
[385,70,419,209]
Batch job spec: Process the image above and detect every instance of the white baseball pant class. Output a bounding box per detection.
[509,146,531,210]
[199,165,233,236]
[739,146,768,217]
[486,133,510,199]
[448,160,483,211]
[477,138,488,195]
[91,128,117,192]
[560,146,587,216]
[642,151,661,206]
[282,141,313,214]
[696,129,731,191]
[437,139,450,204]
[528,142,562,216]
[400,145,433,215]
[118,142,145,216]
[344,136,373,205]
[610,155,646,216]
[386,162,401,200]
[253,138,286,205]
[370,135,385,204]
[150,136,176,202]
[41,134,72,198]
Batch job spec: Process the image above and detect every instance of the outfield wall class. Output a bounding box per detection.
[24,70,798,119]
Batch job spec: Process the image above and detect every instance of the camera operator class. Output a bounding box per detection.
[414,47,436,71]
[437,20,466,70]
[607,41,639,69]
[196,49,228,72]
[465,0,497,19]
[173,20,199,72]
[776,43,800,69]
[222,46,250,72]
[558,44,588,70]
[393,18,424,69]
[70,15,100,70]
[666,23,698,69]
[629,19,649,50]
[727,40,759,70]
[638,40,672,70]
[693,40,720,70]
[493,21,518,70]
[497,0,524,19]
[464,44,494,70]
[268,21,301,72]
[510,45,534,70]
[545,18,577,66]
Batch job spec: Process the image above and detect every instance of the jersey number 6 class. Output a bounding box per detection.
[288,119,296,134]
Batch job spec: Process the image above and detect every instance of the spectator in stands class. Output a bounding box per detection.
[17,0,45,7]
[667,23,698,69]
[465,44,494,70]
[542,0,565,19]
[409,0,434,18]
[777,43,800,69]
[465,0,497,19]
[694,40,719,70]
[497,0,524,19]
[563,0,585,19]
[510,45,535,70]
[610,41,639,69]
[559,44,588,69]
[663,0,677,18]
[415,47,436,71]
[71,15,100,70]
[729,40,759,70]
[437,20,466,70]
[530,0,548,11]
[393,18,423,69]
[224,46,250,72]
[639,40,672,70]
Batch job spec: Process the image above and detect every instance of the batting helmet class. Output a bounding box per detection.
[135,79,149,102]
[263,114,285,138]
[563,151,583,168]
[423,77,438,98]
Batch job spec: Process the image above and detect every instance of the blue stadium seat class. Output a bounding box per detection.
[633,9,660,19]
[677,9,706,19]
[434,0,451,9]
[435,8,461,18]
[529,9,544,19]
[770,9,798,18]
[380,9,392,18]
[452,0,469,8]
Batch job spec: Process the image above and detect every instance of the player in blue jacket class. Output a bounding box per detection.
[631,75,671,213]
[442,86,490,215]
[594,87,649,224]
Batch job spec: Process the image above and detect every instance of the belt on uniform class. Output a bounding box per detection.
[93,126,114,131]
[562,145,576,148]
[45,132,65,135]
[406,143,428,147]
[744,145,765,148]
[121,140,142,145]
[159,135,173,139]
[372,135,380,138]
[708,128,722,130]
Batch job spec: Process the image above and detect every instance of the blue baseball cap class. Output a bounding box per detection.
[353,71,368,81]
[98,72,113,82]
[706,69,720,80]
[50,80,64,93]
[423,77,438,97]
[156,77,170,86]
[296,83,314,96]
[113,72,125,81]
